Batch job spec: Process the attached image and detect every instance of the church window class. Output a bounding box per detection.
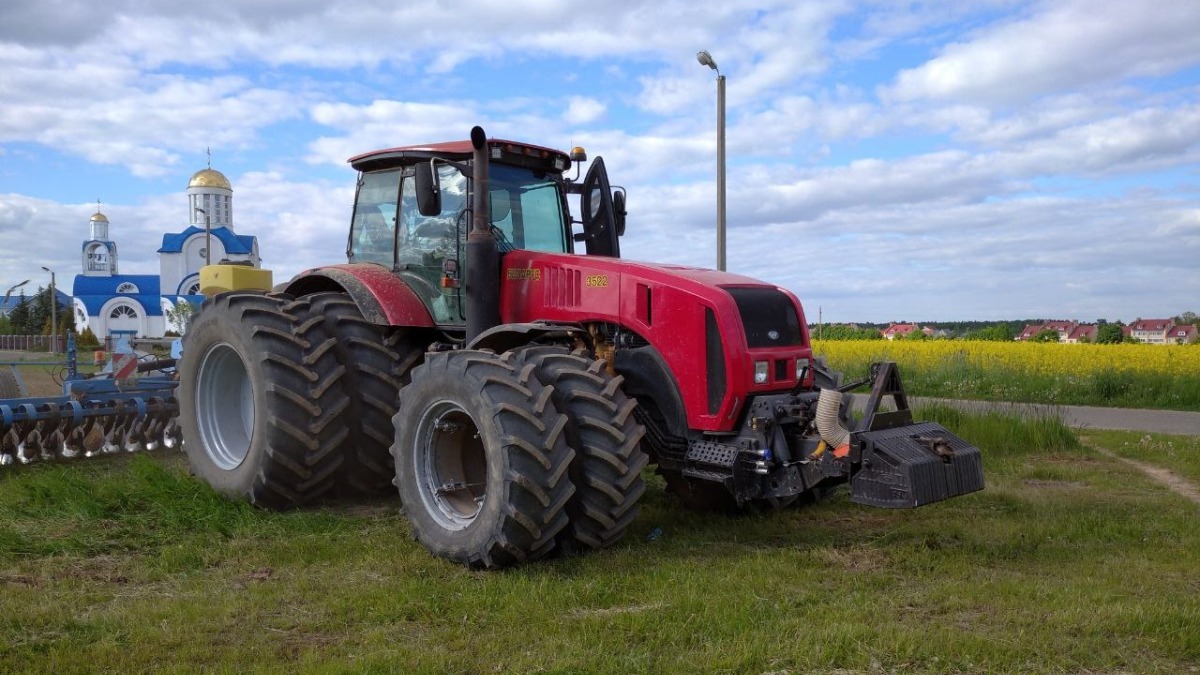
[110,305,138,319]
[86,244,109,271]
[115,282,139,294]
[186,282,202,295]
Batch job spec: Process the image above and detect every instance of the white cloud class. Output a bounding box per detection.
[885,0,1200,105]
[563,97,606,126]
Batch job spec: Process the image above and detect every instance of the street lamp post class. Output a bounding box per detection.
[40,266,56,354]
[3,279,30,306]
[194,207,211,266]
[697,50,726,272]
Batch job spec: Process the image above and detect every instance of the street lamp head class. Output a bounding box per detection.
[41,266,53,273]
[696,50,719,73]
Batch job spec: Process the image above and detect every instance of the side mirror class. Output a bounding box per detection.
[613,190,626,237]
[414,161,441,216]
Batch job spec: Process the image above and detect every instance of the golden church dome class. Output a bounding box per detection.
[90,212,109,223]
[188,168,232,190]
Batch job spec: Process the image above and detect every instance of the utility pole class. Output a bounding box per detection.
[41,266,56,354]
[195,208,211,265]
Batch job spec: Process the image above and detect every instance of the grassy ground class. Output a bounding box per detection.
[2,411,1198,673]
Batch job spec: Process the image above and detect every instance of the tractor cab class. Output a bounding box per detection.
[345,137,624,327]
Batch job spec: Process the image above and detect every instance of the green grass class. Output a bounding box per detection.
[2,413,1199,673]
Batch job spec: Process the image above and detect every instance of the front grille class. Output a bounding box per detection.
[725,287,803,348]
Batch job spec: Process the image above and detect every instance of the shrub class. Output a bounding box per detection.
[76,327,101,350]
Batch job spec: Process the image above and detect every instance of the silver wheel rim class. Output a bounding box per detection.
[195,342,254,470]
[413,399,488,530]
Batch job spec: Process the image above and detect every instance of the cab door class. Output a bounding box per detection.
[579,157,621,258]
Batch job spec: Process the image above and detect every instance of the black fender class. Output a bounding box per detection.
[278,264,435,328]
[613,345,688,440]
[466,321,587,354]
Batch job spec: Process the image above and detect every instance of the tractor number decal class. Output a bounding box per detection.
[584,275,609,288]
[507,268,541,281]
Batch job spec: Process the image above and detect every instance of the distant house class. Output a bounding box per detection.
[1015,319,1190,345]
[0,289,71,318]
[1065,324,1096,344]
[1045,320,1078,341]
[1167,324,1197,345]
[881,323,934,340]
[1018,320,1078,342]
[1129,318,1173,344]
[882,323,916,340]
[883,321,916,338]
[1017,324,1045,341]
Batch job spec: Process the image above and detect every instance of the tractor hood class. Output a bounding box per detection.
[499,250,802,321]
[499,250,812,433]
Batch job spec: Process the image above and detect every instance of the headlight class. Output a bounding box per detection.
[754,361,769,384]
[795,358,809,381]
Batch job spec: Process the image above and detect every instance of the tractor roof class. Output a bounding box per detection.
[349,139,572,174]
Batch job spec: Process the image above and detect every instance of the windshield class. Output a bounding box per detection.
[488,164,567,253]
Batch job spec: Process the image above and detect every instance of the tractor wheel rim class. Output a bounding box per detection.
[195,342,254,470]
[413,399,487,530]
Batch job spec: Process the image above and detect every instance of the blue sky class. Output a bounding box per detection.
[1,0,1197,323]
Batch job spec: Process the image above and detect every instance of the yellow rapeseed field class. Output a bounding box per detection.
[811,340,1200,378]
[810,340,1200,410]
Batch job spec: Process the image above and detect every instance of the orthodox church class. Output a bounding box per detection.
[72,162,262,338]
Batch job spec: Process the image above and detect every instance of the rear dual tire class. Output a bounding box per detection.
[306,292,423,496]
[179,292,348,509]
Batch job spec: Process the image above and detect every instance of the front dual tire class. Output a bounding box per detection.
[392,350,575,569]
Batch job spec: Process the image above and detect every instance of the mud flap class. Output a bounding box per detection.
[849,421,984,508]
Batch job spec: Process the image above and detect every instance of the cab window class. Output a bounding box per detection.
[397,165,467,324]
[488,164,567,253]
[349,169,400,266]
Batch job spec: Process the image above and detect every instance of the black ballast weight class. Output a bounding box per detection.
[849,421,984,508]
[844,361,985,508]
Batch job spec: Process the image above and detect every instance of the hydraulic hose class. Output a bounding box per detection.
[815,388,850,453]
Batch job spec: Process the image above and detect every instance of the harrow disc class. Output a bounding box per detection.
[0,392,181,467]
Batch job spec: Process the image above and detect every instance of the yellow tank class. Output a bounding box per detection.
[199,264,273,297]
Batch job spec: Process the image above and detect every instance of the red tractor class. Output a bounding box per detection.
[179,126,983,568]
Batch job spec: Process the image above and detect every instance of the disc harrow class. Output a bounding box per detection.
[0,336,181,466]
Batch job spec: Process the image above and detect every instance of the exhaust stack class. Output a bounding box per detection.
[465,126,500,343]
